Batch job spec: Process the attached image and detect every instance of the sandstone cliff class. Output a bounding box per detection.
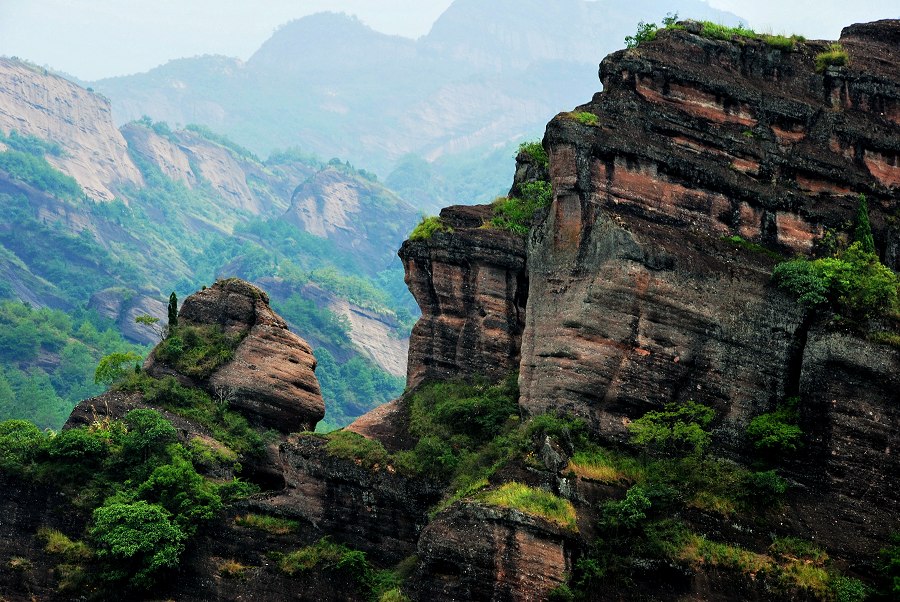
[387,19,900,598]
[143,278,324,433]
[0,58,142,201]
[399,204,527,387]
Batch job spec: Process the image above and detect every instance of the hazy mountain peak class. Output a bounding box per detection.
[248,11,416,72]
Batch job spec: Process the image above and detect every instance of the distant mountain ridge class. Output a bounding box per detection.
[89,0,741,207]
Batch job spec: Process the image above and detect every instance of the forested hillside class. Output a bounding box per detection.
[0,61,417,431]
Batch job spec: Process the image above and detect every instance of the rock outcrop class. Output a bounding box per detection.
[398,17,900,579]
[283,167,419,269]
[146,278,324,433]
[399,204,527,387]
[414,502,573,601]
[88,287,168,345]
[0,58,143,201]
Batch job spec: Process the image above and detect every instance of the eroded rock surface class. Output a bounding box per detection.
[516,20,900,560]
[0,58,143,200]
[147,278,324,433]
[414,502,573,602]
[399,205,527,387]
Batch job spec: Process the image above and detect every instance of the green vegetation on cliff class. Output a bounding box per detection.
[773,196,899,320]
[0,409,254,592]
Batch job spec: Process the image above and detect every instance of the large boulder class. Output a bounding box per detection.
[147,278,324,433]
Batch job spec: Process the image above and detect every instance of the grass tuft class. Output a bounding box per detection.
[479,482,577,531]
[816,43,849,72]
[218,559,250,579]
[234,513,299,535]
[409,216,452,241]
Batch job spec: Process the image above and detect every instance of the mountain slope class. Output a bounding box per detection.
[88,1,741,208]
[0,62,417,430]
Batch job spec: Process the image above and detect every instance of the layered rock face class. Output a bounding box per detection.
[414,502,573,602]
[515,21,899,558]
[147,278,324,433]
[396,20,900,569]
[399,205,527,387]
[0,58,143,201]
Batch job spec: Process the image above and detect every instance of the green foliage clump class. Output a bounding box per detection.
[628,400,715,457]
[699,21,758,41]
[0,130,64,157]
[0,419,46,471]
[763,34,805,51]
[739,470,788,505]
[117,373,264,456]
[878,533,900,597]
[39,527,92,561]
[574,111,599,126]
[6,408,238,591]
[517,141,549,168]
[773,241,899,318]
[547,584,575,602]
[0,149,83,200]
[625,20,658,48]
[816,43,849,72]
[90,500,186,589]
[185,124,259,162]
[408,216,451,241]
[479,482,577,531]
[830,575,869,602]
[155,323,244,379]
[722,235,782,260]
[491,181,552,236]
[94,351,143,386]
[602,485,652,530]
[325,430,390,469]
[279,538,404,600]
[234,513,299,535]
[746,398,803,455]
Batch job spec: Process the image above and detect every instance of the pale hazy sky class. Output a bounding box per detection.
[1,0,896,80]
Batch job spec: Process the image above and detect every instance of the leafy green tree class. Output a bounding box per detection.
[773,242,898,318]
[91,500,186,589]
[47,428,108,463]
[95,351,143,386]
[135,450,223,534]
[629,400,715,457]
[0,419,46,470]
[121,409,177,464]
[746,398,803,455]
[135,314,165,341]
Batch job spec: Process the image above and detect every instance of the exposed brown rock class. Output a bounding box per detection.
[258,435,443,564]
[413,501,573,602]
[147,278,324,433]
[516,20,900,563]
[399,204,527,387]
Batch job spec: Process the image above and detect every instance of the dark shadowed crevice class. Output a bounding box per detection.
[785,312,813,398]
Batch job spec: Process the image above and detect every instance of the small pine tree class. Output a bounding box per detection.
[854,194,875,254]
[167,292,178,331]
